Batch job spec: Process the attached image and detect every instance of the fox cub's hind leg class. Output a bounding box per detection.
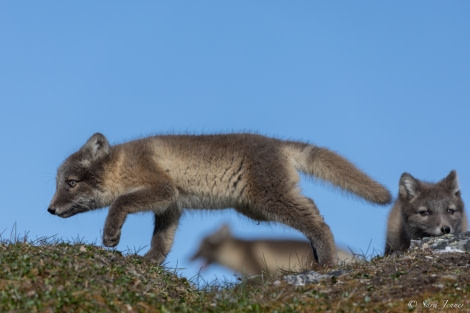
[269,195,336,266]
[238,193,336,266]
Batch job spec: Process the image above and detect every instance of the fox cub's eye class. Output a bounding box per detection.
[419,210,431,216]
[67,180,78,188]
[447,208,455,214]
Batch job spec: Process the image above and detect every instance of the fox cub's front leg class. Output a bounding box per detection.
[144,210,182,264]
[103,202,127,247]
[103,184,177,248]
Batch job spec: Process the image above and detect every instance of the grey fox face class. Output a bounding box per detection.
[400,171,465,239]
[48,133,110,218]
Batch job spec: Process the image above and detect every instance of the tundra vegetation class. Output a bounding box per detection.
[1,234,469,313]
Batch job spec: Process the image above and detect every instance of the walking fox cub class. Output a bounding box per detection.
[191,224,354,277]
[385,170,467,254]
[48,132,391,266]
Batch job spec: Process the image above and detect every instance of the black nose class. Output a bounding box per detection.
[48,207,56,215]
[441,226,451,234]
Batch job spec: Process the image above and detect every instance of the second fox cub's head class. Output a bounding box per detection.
[48,133,111,218]
[399,170,466,238]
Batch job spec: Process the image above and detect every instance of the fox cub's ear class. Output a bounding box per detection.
[399,173,420,200]
[81,133,110,163]
[215,224,231,238]
[443,170,460,196]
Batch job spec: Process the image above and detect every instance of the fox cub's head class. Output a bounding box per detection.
[48,133,111,218]
[191,224,232,266]
[399,170,466,239]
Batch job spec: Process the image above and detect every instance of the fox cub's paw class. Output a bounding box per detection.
[144,249,166,265]
[103,230,121,247]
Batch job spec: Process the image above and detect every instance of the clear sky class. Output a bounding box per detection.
[1,2,469,285]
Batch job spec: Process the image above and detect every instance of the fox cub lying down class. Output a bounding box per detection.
[385,170,467,254]
[48,132,390,266]
[192,224,354,277]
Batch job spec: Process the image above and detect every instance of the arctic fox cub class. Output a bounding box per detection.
[191,224,354,276]
[48,132,390,265]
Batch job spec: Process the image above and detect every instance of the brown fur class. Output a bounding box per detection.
[384,170,468,254]
[191,224,354,277]
[48,133,391,266]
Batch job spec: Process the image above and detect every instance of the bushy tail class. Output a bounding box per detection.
[284,142,391,204]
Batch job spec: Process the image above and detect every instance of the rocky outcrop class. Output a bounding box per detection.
[283,269,348,286]
[409,231,470,253]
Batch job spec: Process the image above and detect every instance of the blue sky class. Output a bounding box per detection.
[1,2,469,285]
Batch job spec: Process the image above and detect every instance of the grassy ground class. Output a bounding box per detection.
[1,237,469,313]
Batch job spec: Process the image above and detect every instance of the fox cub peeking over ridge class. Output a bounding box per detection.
[385,170,467,255]
[191,224,355,277]
[48,132,391,266]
